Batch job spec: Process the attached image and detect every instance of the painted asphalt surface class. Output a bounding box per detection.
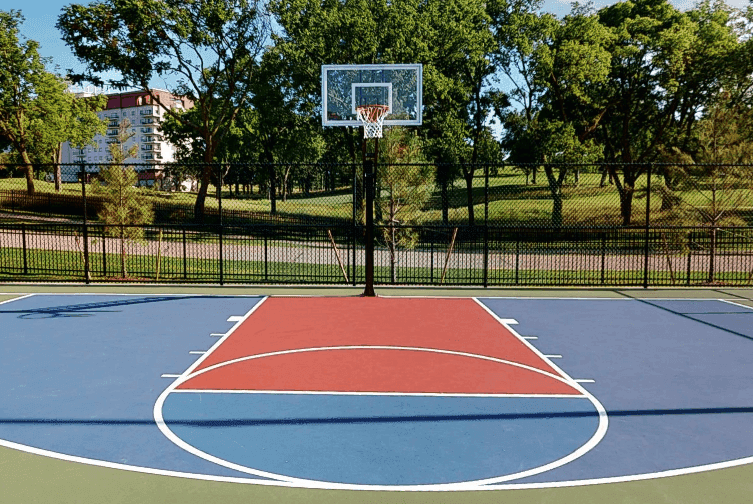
[0,293,752,491]
[479,297,753,486]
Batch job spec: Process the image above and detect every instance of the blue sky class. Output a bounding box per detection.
[0,0,743,92]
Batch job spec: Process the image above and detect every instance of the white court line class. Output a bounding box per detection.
[171,389,587,399]
[153,342,589,490]
[0,292,263,297]
[523,336,538,340]
[171,345,580,389]
[544,354,563,359]
[188,351,206,355]
[210,333,225,337]
[161,374,181,378]
[471,297,609,487]
[3,294,751,491]
[155,298,268,387]
[575,379,595,384]
[227,315,244,322]
[4,432,753,492]
[0,293,34,305]
[719,298,753,311]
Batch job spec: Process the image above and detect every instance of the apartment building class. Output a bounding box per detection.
[61,89,192,186]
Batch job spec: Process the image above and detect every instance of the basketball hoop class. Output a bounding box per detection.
[356,104,390,138]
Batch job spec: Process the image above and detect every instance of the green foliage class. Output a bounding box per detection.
[0,10,106,195]
[658,97,753,228]
[96,119,154,277]
[57,0,270,219]
[376,127,434,281]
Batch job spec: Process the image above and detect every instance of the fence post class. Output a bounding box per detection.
[686,229,692,285]
[601,231,606,284]
[430,232,434,284]
[352,162,357,286]
[80,162,90,284]
[218,166,224,285]
[182,227,188,280]
[483,164,489,288]
[102,226,106,277]
[643,163,652,289]
[22,223,28,275]
[264,230,268,281]
[363,149,376,296]
[515,233,520,285]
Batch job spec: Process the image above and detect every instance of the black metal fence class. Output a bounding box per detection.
[1,162,752,286]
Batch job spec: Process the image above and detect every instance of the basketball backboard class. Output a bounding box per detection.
[321,64,423,127]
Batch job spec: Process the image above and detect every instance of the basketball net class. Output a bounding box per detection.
[356,104,390,139]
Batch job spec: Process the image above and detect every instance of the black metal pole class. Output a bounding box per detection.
[483,163,489,287]
[264,231,268,281]
[218,165,224,285]
[21,223,28,275]
[601,232,606,284]
[363,136,376,297]
[687,230,692,285]
[182,227,188,280]
[102,226,107,276]
[643,163,652,289]
[515,235,520,285]
[352,162,357,286]
[80,162,90,284]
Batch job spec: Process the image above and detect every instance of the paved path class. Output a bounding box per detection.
[1,228,751,281]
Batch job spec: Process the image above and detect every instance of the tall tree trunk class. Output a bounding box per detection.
[54,146,62,192]
[20,150,35,195]
[267,164,277,214]
[194,166,211,222]
[441,179,449,225]
[544,166,565,228]
[464,168,475,226]
[120,226,127,278]
[708,226,717,283]
[619,184,635,226]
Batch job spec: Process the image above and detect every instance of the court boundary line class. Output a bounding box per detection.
[173,345,581,389]
[171,389,586,398]
[1,294,752,492]
[719,298,753,311]
[470,298,609,486]
[151,298,601,490]
[0,293,34,305]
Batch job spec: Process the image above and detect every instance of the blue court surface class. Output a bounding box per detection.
[1,293,752,491]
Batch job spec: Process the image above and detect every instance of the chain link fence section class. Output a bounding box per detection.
[1,161,752,286]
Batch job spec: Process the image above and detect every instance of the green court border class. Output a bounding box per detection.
[2,284,752,504]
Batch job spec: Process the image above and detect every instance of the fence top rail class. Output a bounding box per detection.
[4,161,753,169]
[3,222,752,231]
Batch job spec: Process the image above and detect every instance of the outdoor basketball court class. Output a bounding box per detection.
[1,285,753,503]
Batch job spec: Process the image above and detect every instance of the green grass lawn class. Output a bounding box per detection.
[2,170,751,228]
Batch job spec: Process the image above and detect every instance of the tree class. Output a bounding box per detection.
[38,90,108,192]
[377,127,434,283]
[658,96,753,282]
[492,0,558,187]
[425,1,503,225]
[267,0,502,224]
[58,0,270,221]
[499,3,610,226]
[96,119,154,278]
[0,10,85,195]
[594,0,741,225]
